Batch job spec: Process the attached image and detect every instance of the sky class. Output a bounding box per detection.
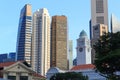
[0,0,120,59]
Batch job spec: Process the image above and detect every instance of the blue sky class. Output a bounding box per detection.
[0,0,120,59]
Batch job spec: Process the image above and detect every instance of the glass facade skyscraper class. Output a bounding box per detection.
[0,54,8,63]
[9,52,16,61]
[111,14,120,33]
[16,4,32,65]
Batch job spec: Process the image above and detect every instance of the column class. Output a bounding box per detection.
[3,72,8,79]
[16,73,20,80]
[28,73,32,80]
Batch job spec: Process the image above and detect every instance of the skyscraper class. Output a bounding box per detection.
[32,8,50,75]
[90,0,108,39]
[0,53,8,63]
[51,15,68,70]
[90,0,108,63]
[111,14,120,33]
[68,40,73,69]
[93,24,108,40]
[16,4,32,65]
[92,24,108,62]
[9,52,16,61]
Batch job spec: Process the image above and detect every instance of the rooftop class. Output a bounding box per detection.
[71,64,95,70]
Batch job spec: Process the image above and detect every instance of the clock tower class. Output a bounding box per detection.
[76,30,91,65]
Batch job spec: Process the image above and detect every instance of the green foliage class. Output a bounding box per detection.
[94,32,120,79]
[50,72,88,80]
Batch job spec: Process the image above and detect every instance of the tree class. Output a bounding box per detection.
[50,72,88,80]
[94,32,120,79]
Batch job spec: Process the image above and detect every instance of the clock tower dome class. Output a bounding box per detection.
[76,30,91,65]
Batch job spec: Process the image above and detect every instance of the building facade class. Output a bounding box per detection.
[9,52,16,61]
[16,4,32,65]
[51,15,68,70]
[76,30,91,65]
[93,24,108,41]
[111,14,120,33]
[90,0,108,39]
[68,40,73,69]
[0,62,45,80]
[8,52,16,61]
[0,54,8,63]
[92,24,108,62]
[90,0,108,63]
[32,8,50,76]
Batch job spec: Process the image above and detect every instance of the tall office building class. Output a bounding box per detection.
[51,15,68,70]
[90,0,108,63]
[0,54,8,63]
[9,52,16,61]
[90,0,108,39]
[32,8,50,75]
[92,24,108,62]
[111,14,120,33]
[68,40,73,69]
[93,24,108,40]
[16,4,32,65]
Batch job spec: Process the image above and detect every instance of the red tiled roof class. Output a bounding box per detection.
[71,64,95,70]
[0,62,16,68]
[0,61,26,68]
[33,72,45,78]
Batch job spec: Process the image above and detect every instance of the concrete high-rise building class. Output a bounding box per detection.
[90,0,108,63]
[51,15,68,70]
[76,30,91,65]
[32,8,50,75]
[68,40,73,69]
[111,14,120,33]
[90,0,108,39]
[93,24,108,41]
[16,4,32,65]
[92,24,108,62]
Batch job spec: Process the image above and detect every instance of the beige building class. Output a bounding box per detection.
[51,15,68,70]
[0,61,45,80]
[92,24,108,62]
[32,8,51,76]
[90,0,108,63]
[91,0,108,38]
[93,24,108,40]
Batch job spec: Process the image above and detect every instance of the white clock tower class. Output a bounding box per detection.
[76,30,91,65]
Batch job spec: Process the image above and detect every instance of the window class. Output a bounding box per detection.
[96,0,104,13]
[96,16,104,24]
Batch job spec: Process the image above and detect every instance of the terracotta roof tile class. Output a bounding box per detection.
[71,64,95,70]
[0,61,26,68]
[0,62,16,68]
[33,72,45,78]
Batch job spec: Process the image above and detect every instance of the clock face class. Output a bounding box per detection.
[79,48,83,52]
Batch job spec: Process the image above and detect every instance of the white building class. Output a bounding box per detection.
[70,64,106,80]
[0,61,45,80]
[32,8,51,76]
[68,40,73,69]
[46,67,66,80]
[90,0,108,39]
[76,30,91,65]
